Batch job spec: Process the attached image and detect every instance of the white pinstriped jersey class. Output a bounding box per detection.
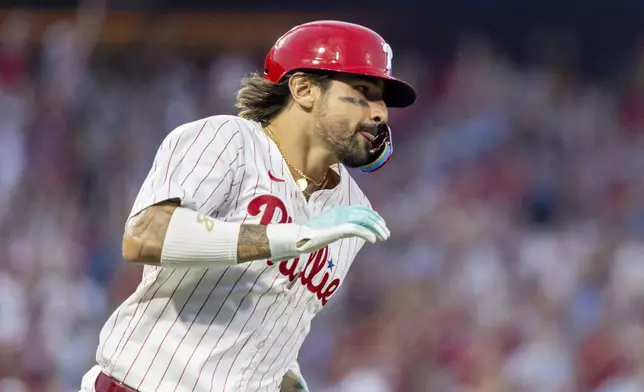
[90,115,371,392]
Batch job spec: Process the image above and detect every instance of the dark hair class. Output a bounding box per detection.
[235,71,331,125]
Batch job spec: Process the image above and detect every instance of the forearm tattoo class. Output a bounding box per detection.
[124,203,271,265]
[123,202,177,263]
[237,225,271,263]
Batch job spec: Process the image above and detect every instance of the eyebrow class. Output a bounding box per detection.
[350,79,385,101]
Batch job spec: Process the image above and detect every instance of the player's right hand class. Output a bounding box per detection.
[266,206,389,261]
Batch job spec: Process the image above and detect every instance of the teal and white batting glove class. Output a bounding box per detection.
[266,206,389,261]
[280,369,310,392]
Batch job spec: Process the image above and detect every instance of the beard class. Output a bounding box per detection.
[317,119,377,168]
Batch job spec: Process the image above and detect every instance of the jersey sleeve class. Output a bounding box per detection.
[129,117,244,219]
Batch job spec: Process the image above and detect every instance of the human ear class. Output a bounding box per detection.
[288,73,316,110]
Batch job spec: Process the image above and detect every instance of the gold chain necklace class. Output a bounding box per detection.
[264,126,328,194]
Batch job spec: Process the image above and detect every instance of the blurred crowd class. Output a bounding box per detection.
[2,8,644,392]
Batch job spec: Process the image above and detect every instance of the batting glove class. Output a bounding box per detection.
[280,369,310,392]
[266,206,389,261]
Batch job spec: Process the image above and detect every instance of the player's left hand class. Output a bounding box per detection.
[267,205,390,262]
[279,369,309,392]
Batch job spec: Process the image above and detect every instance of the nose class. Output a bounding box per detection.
[370,100,388,124]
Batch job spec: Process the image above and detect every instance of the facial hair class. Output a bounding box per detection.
[316,118,377,168]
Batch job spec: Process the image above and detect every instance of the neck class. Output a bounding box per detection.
[266,111,336,183]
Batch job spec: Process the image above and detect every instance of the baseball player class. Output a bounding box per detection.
[79,20,416,392]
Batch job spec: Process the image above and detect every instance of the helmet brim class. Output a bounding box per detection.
[381,76,417,108]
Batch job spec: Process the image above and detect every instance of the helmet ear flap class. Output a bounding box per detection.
[359,124,393,173]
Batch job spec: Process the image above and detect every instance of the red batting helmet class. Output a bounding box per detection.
[263,20,417,108]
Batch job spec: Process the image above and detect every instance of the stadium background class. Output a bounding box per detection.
[2,1,644,391]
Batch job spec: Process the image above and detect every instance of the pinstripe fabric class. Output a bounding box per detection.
[87,115,372,392]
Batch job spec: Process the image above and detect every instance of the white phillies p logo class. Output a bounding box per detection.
[382,42,393,75]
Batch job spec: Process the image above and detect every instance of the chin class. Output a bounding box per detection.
[335,136,372,168]
[340,151,372,168]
